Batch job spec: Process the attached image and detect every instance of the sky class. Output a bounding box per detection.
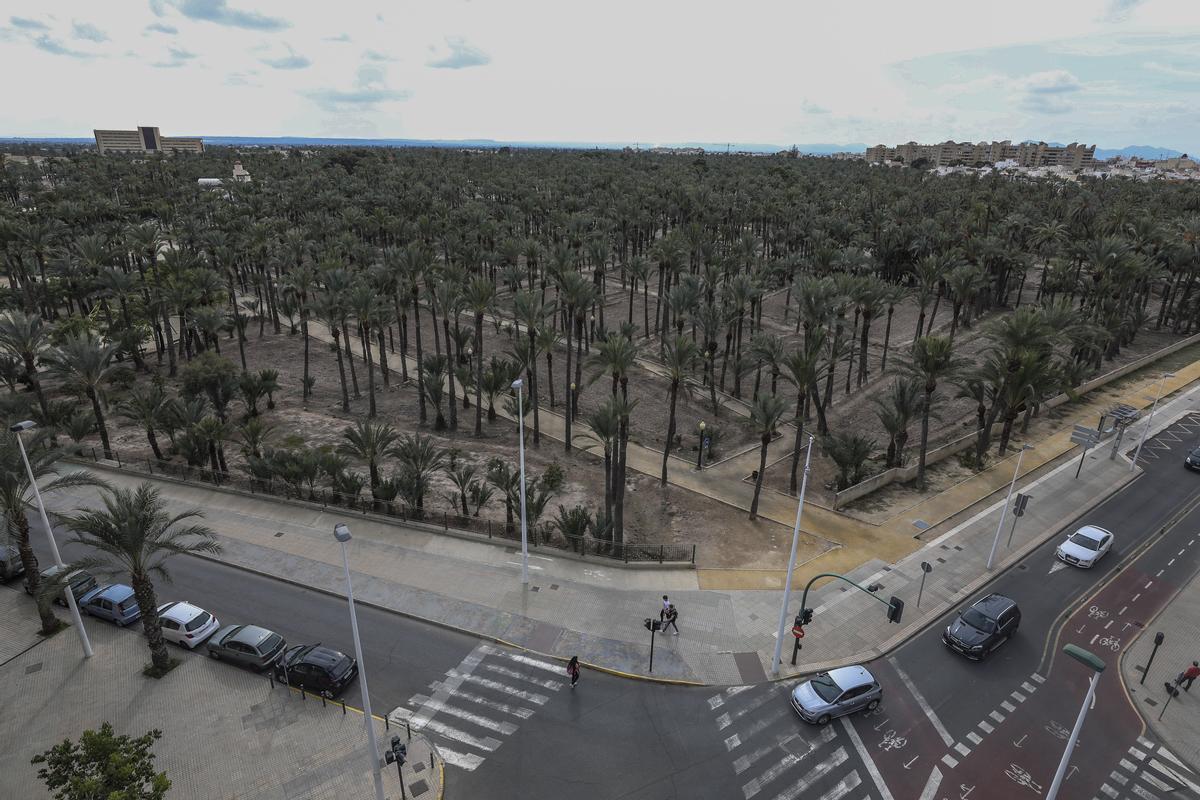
[1,0,1198,151]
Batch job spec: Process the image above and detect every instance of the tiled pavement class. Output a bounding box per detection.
[0,585,443,800]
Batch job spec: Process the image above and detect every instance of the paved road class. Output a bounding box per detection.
[15,416,1200,799]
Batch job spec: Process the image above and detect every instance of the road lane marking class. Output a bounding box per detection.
[1120,758,1138,773]
[1119,607,1128,615]
[813,770,862,800]
[918,766,943,800]
[726,707,790,751]
[1032,673,1046,683]
[497,651,567,675]
[483,663,563,690]
[436,747,486,771]
[1105,620,1114,629]
[978,721,994,733]
[1156,570,1164,577]
[743,754,801,799]
[1133,593,1142,602]
[1021,681,1036,693]
[447,671,549,704]
[990,710,1006,723]
[1129,746,1148,761]
[1011,691,1026,702]
[718,686,783,730]
[1099,783,1119,798]
[709,685,752,709]
[941,753,958,768]
[954,742,971,756]
[427,683,534,718]
[397,714,501,752]
[1000,700,1016,712]
[1145,581,1154,589]
[839,718,896,800]
[966,732,982,745]
[1130,783,1161,800]
[1109,770,1129,785]
[888,657,954,747]
[406,694,518,735]
[771,746,850,800]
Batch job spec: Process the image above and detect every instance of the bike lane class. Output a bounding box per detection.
[944,499,1200,800]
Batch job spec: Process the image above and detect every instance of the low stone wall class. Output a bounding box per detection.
[831,331,1200,509]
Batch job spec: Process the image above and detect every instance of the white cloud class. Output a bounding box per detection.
[71,20,108,42]
[426,37,489,69]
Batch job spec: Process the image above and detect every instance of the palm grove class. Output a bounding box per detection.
[1,145,1199,569]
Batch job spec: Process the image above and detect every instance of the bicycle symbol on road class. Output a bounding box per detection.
[878,729,908,751]
[1045,720,1070,740]
[1097,635,1122,652]
[1005,763,1044,793]
[1087,606,1109,621]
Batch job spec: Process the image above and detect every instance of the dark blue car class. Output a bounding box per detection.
[79,584,142,627]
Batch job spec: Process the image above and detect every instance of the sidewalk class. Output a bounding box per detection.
[44,370,1195,686]
[0,585,443,800]
[1121,564,1200,773]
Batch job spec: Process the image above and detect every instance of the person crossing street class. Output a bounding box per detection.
[567,656,581,688]
[662,603,679,635]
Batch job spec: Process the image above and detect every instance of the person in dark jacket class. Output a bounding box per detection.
[567,656,580,688]
[663,603,680,635]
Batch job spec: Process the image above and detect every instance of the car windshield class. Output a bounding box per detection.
[185,611,212,632]
[961,608,996,632]
[1068,533,1100,550]
[809,674,842,703]
[260,633,283,654]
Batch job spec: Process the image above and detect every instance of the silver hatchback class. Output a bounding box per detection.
[790,665,882,725]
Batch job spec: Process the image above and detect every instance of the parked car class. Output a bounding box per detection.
[943,593,1020,660]
[790,665,882,725]
[274,643,358,697]
[1185,448,1200,471]
[156,601,219,649]
[0,545,25,583]
[79,584,142,627]
[1056,525,1113,568]
[24,565,97,607]
[207,624,287,670]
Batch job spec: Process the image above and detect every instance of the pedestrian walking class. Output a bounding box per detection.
[1181,661,1200,691]
[661,595,670,621]
[567,656,581,689]
[663,603,680,635]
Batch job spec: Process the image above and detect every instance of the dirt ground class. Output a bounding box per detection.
[94,331,815,569]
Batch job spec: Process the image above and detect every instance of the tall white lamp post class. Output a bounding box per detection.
[771,434,815,676]
[333,523,385,800]
[1046,644,1106,800]
[10,421,92,659]
[511,379,530,586]
[1130,372,1175,472]
[987,443,1033,571]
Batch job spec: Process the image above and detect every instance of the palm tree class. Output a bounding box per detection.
[44,334,119,459]
[281,263,318,400]
[61,484,221,675]
[310,294,350,412]
[347,281,380,417]
[824,431,877,490]
[512,290,549,444]
[873,377,922,468]
[0,309,51,418]
[338,419,400,508]
[911,255,948,345]
[0,430,106,634]
[422,354,449,431]
[660,334,698,485]
[780,327,826,494]
[118,383,169,461]
[905,335,961,488]
[581,398,621,536]
[394,433,446,515]
[748,393,789,520]
[259,368,281,410]
[463,276,497,436]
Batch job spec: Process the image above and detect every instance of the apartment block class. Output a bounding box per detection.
[93,126,204,155]
[866,139,1094,169]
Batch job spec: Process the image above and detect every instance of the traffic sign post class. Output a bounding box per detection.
[1007,493,1032,548]
[790,614,804,665]
[643,618,662,673]
[917,561,932,608]
[384,736,408,800]
[1071,425,1099,479]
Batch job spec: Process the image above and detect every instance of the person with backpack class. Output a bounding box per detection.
[567,656,581,688]
[662,603,680,635]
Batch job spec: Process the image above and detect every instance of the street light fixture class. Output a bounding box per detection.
[987,443,1034,571]
[696,421,706,469]
[9,420,92,659]
[511,379,529,586]
[1046,644,1106,800]
[332,523,385,800]
[771,434,815,676]
[1130,372,1176,472]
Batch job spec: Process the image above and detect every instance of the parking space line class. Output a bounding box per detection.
[888,657,954,747]
[838,719,895,800]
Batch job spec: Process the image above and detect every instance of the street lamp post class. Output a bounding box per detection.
[1046,644,1106,800]
[10,421,92,659]
[696,421,706,469]
[771,434,815,676]
[511,379,530,586]
[1130,372,1176,472]
[986,443,1033,571]
[332,523,385,800]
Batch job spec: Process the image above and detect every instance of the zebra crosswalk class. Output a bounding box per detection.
[389,642,564,772]
[706,681,876,800]
[1094,736,1200,800]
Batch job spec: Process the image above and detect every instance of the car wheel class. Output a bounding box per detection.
[816,714,832,726]
[208,650,220,660]
[865,699,880,712]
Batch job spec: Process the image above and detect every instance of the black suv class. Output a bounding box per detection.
[274,644,358,696]
[943,593,1020,660]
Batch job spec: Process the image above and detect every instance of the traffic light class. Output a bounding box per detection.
[887,596,904,624]
[644,618,662,632]
[801,607,813,625]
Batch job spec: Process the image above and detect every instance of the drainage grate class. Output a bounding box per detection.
[410,779,430,796]
[936,557,946,564]
[25,662,42,674]
[530,586,540,593]
[550,584,559,590]
[274,531,285,537]
[913,519,930,531]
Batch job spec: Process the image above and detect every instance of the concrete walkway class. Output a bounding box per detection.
[0,585,443,800]
[46,373,1200,686]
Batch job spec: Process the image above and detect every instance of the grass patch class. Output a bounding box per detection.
[142,658,181,679]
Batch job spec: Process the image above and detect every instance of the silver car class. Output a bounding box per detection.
[206,624,288,671]
[790,665,882,725]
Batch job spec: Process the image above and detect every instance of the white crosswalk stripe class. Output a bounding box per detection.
[390,643,567,772]
[709,681,870,800]
[1108,741,1200,800]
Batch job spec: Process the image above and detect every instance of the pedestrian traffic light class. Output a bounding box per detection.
[801,607,813,625]
[887,596,904,624]
[644,618,662,632]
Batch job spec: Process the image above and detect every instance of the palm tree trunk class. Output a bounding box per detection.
[376,328,390,387]
[443,317,458,430]
[161,309,177,376]
[526,330,537,444]
[14,514,57,633]
[300,308,311,398]
[563,308,573,451]
[614,416,628,543]
[661,379,679,485]
[146,427,164,461]
[412,289,427,424]
[131,573,172,673]
[331,328,350,412]
[362,322,376,418]
[857,312,872,387]
[788,391,807,494]
[749,433,770,519]
[474,314,485,436]
[917,392,933,488]
[88,388,113,459]
[342,321,360,398]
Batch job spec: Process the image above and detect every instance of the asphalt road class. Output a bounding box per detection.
[12,418,1200,800]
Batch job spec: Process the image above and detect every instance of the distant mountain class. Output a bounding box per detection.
[1095,145,1184,160]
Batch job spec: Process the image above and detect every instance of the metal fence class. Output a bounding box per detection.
[66,446,696,565]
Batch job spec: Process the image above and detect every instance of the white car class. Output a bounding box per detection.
[1056,525,1113,568]
[157,601,220,649]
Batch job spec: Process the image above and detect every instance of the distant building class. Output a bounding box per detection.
[231,161,251,182]
[1155,155,1197,171]
[866,139,1094,169]
[93,126,203,155]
